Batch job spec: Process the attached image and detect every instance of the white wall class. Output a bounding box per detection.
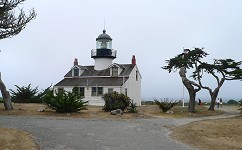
[94,58,113,70]
[54,86,123,106]
[123,65,142,106]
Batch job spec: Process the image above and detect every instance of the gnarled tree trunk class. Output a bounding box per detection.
[179,67,201,113]
[0,76,13,110]
[208,87,220,111]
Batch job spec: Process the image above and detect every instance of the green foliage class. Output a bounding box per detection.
[238,99,242,112]
[102,91,131,111]
[154,99,180,113]
[227,99,239,105]
[43,88,88,113]
[0,97,3,103]
[239,99,242,106]
[0,0,36,40]
[162,48,208,72]
[128,100,138,113]
[194,59,242,81]
[10,84,50,103]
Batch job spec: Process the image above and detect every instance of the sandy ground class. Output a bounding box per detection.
[0,103,241,150]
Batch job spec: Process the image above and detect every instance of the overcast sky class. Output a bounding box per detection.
[1,0,242,101]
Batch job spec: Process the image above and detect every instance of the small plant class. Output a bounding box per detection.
[10,84,50,103]
[103,91,131,111]
[154,99,180,113]
[128,100,138,113]
[238,99,242,112]
[43,88,88,113]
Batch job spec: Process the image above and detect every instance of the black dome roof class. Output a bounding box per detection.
[96,30,112,41]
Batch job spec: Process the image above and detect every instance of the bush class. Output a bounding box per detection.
[238,99,242,112]
[227,99,239,105]
[10,84,50,103]
[43,88,88,113]
[154,99,180,113]
[239,99,242,106]
[103,91,130,111]
[0,97,3,103]
[128,100,138,113]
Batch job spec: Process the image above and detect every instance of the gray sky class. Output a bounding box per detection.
[1,0,242,101]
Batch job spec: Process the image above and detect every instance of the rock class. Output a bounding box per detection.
[38,109,45,112]
[166,111,173,114]
[110,109,123,115]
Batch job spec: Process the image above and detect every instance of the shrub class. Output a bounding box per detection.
[128,100,138,113]
[103,91,130,111]
[10,84,50,103]
[238,99,242,112]
[43,88,88,113]
[154,99,180,113]
[0,97,3,103]
[227,99,239,105]
[239,99,242,106]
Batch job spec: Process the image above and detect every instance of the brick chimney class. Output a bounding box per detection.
[74,58,78,66]
[131,55,136,66]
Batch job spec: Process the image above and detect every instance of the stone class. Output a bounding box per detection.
[38,109,45,112]
[166,111,173,114]
[110,109,123,115]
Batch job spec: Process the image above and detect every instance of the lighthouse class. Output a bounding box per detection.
[91,30,117,70]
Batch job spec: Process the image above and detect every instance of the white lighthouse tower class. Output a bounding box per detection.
[91,30,117,70]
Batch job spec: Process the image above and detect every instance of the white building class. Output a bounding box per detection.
[54,30,142,106]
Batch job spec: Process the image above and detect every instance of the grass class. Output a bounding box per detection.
[0,103,224,119]
[138,104,223,118]
[172,116,242,150]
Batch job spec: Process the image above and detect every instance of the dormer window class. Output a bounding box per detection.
[112,66,118,77]
[74,68,79,76]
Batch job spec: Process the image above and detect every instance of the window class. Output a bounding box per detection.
[92,87,103,96]
[125,88,128,96]
[74,68,79,76]
[80,87,85,97]
[136,70,138,81]
[112,67,118,77]
[97,87,103,96]
[92,87,96,96]
[58,88,64,93]
[108,88,113,93]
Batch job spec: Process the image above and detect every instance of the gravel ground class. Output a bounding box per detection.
[0,105,240,150]
[0,116,195,150]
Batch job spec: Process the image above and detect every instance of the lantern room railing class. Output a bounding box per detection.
[91,49,117,58]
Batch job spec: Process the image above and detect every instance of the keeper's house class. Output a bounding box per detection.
[54,30,142,106]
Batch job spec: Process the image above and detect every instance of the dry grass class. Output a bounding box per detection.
[0,103,151,119]
[171,116,242,150]
[138,104,223,118]
[0,103,223,119]
[0,103,240,150]
[0,128,39,150]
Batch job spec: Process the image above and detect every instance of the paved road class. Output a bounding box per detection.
[0,106,240,150]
